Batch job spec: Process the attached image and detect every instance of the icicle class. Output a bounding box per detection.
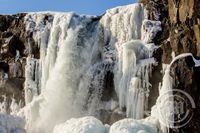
[24,57,40,104]
[15,50,20,61]
[126,77,143,118]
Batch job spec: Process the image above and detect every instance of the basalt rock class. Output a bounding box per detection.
[0,14,38,105]
[140,0,200,132]
[169,56,200,133]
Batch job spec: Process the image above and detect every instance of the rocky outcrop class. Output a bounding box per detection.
[0,13,37,106]
[167,56,200,133]
[140,0,200,132]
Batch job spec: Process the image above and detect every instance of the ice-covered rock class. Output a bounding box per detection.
[0,3,161,133]
[110,118,158,133]
[53,117,107,133]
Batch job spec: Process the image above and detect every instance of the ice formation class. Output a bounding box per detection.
[115,40,157,118]
[22,4,162,132]
[53,117,107,133]
[151,53,200,133]
[110,118,158,133]
[0,3,167,133]
[24,12,101,133]
[24,57,40,104]
[0,96,21,115]
[142,20,161,43]
[151,64,174,133]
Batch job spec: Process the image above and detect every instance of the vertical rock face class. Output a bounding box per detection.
[140,0,200,132]
[0,14,26,106]
[0,14,39,107]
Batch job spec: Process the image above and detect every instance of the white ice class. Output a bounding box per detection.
[110,118,158,133]
[53,116,107,133]
[151,53,200,133]
[0,3,165,133]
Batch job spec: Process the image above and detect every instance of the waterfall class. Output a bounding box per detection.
[24,12,101,133]
[1,1,200,132]
[0,3,164,133]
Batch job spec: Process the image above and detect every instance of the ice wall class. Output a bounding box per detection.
[110,118,158,133]
[24,12,101,133]
[53,117,107,133]
[100,4,161,118]
[21,3,161,133]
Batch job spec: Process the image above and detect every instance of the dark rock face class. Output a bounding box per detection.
[170,57,200,133]
[140,0,200,132]
[0,14,32,105]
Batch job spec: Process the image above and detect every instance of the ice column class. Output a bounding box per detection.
[24,57,40,104]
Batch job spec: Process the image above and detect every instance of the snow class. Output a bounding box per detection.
[142,20,161,43]
[53,117,106,133]
[52,117,160,133]
[169,53,193,67]
[110,118,158,133]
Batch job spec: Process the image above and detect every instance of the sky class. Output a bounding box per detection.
[0,0,137,15]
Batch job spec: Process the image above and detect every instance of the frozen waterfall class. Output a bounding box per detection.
[0,3,166,133]
[24,12,101,133]
[22,3,161,132]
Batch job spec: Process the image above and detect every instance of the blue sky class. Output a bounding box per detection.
[0,0,137,15]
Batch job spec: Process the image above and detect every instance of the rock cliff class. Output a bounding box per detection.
[140,0,200,132]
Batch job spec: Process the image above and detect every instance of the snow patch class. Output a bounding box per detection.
[110,118,158,133]
[53,117,106,133]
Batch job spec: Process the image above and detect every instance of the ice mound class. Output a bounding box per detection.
[53,116,107,133]
[110,118,158,133]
